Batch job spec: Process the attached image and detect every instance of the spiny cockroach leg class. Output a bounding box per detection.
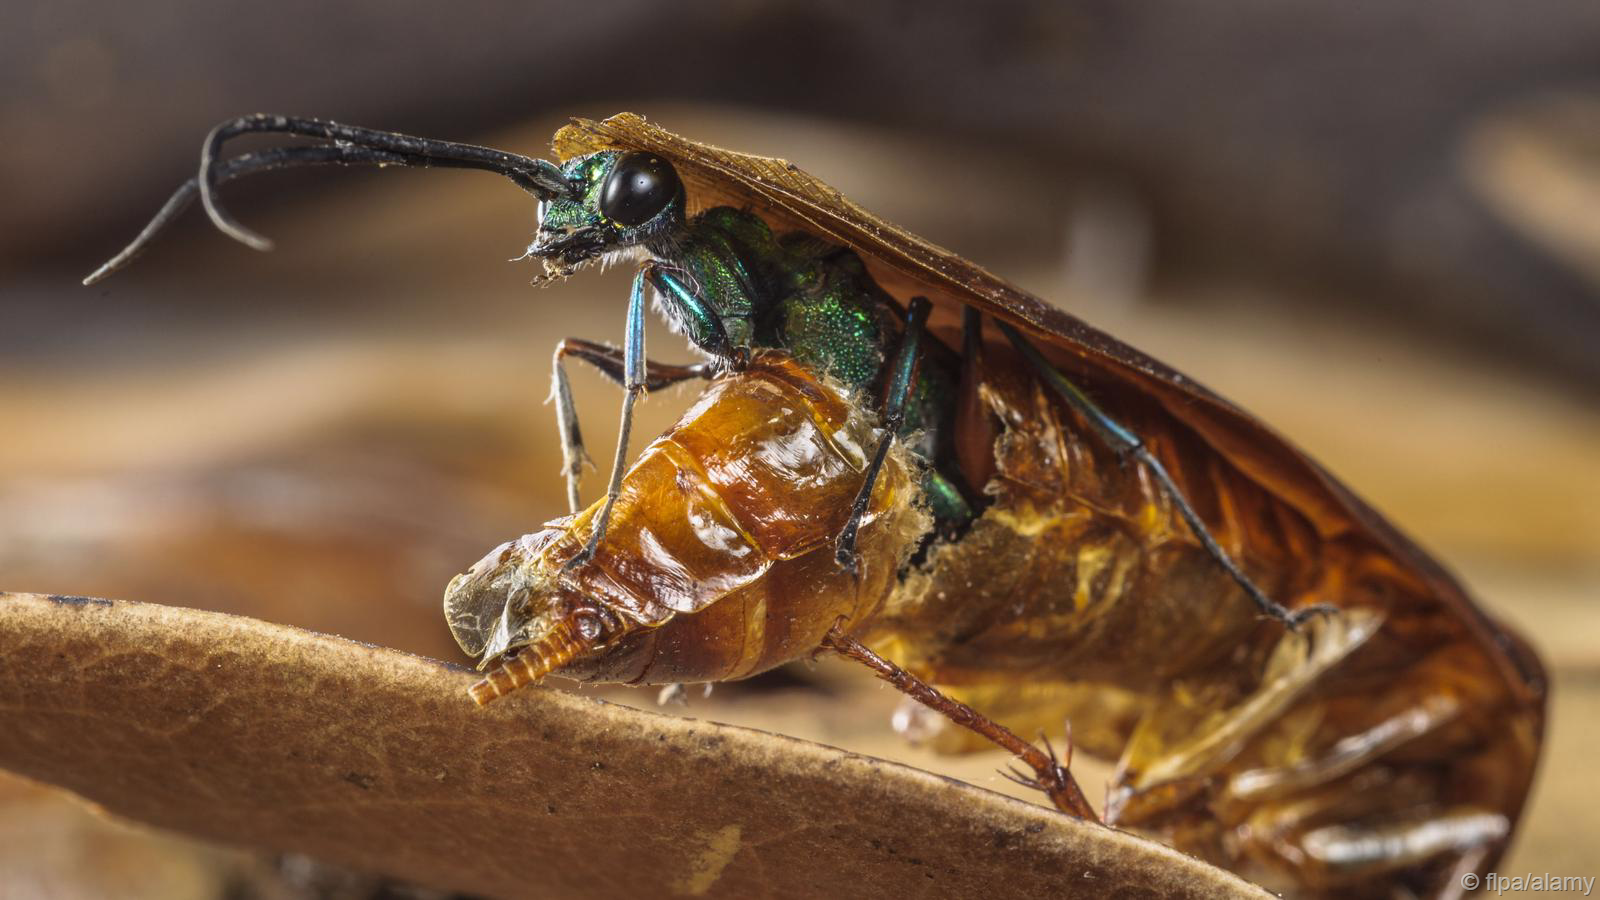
[821,624,1097,820]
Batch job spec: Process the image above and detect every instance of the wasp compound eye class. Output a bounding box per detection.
[599,153,680,227]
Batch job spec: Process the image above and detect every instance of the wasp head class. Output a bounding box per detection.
[526,151,685,277]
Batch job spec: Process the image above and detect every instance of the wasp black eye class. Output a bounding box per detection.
[599,153,680,227]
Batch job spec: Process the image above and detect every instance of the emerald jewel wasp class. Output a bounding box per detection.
[88,112,1545,898]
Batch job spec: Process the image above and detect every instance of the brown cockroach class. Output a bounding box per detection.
[90,112,1546,898]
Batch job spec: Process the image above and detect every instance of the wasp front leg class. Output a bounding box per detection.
[561,267,652,568]
[550,336,715,514]
[563,263,743,569]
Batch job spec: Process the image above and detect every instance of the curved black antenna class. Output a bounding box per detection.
[86,145,408,285]
[87,114,576,285]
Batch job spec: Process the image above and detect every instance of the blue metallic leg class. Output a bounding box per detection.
[648,266,749,368]
[551,337,715,514]
[834,296,932,574]
[563,268,652,570]
[994,319,1335,630]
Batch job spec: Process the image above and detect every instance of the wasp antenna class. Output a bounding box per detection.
[85,145,407,284]
[198,118,274,251]
[83,178,200,285]
[87,114,576,284]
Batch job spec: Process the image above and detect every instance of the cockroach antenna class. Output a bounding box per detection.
[84,114,577,286]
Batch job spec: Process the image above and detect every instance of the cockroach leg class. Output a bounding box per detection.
[551,337,715,513]
[952,307,999,492]
[835,296,932,574]
[821,624,1098,821]
[995,320,1336,631]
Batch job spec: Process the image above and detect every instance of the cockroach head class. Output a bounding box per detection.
[442,531,629,703]
[525,151,685,278]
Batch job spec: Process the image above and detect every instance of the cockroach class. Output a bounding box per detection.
[89,112,1545,898]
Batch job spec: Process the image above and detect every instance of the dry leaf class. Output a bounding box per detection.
[0,592,1266,898]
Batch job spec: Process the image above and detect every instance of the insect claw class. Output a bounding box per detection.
[833,541,860,576]
[558,444,595,476]
[1272,601,1340,632]
[1298,603,1341,623]
[563,540,598,572]
[1000,765,1038,790]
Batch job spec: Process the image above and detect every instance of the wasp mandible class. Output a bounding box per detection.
[89,113,1546,899]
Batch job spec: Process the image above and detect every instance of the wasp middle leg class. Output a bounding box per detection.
[834,296,932,573]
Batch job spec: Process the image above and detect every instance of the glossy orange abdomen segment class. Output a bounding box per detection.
[521,351,930,685]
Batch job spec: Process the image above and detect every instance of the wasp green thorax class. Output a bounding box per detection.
[527,150,918,395]
[532,152,973,532]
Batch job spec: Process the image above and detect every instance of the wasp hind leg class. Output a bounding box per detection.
[991,319,1335,631]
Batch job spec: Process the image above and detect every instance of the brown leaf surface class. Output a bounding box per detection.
[0,592,1265,899]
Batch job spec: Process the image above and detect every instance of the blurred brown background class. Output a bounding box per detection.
[3,1,1599,897]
